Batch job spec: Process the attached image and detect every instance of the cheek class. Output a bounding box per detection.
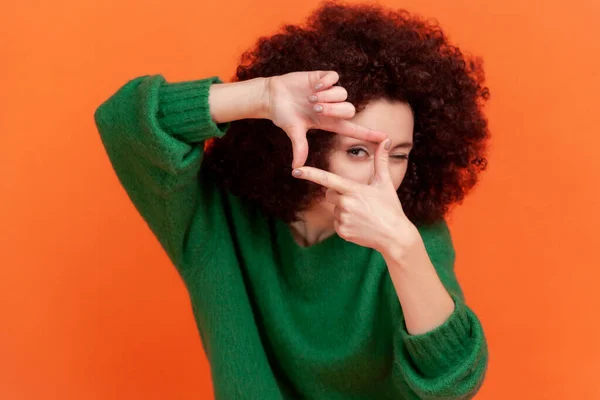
[328,153,372,185]
[391,165,408,190]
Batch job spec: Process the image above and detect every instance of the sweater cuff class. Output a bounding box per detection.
[157,76,230,143]
[399,294,474,378]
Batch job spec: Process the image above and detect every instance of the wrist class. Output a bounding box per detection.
[380,226,423,268]
[209,77,270,123]
[246,76,271,120]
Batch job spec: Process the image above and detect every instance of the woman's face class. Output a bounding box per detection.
[326,97,414,189]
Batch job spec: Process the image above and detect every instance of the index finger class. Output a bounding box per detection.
[320,119,388,143]
[292,167,359,194]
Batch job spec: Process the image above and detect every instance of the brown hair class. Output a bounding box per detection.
[204,1,490,226]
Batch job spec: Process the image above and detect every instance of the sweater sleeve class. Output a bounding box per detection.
[392,220,488,399]
[94,75,230,271]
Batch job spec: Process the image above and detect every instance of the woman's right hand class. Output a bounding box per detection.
[264,71,388,168]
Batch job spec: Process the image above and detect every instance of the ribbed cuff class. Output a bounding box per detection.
[400,294,473,378]
[157,76,230,143]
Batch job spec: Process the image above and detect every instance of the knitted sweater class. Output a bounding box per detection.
[94,75,488,400]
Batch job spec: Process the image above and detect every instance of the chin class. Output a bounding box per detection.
[308,198,334,215]
[320,201,336,216]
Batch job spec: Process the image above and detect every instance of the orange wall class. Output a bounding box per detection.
[2,0,599,399]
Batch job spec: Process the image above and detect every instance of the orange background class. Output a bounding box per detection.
[2,0,599,399]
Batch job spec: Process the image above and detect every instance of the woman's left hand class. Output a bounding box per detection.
[292,138,421,256]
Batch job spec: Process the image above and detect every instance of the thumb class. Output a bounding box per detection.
[373,138,392,185]
[288,128,309,169]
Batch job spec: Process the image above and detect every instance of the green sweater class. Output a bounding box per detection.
[94,75,488,399]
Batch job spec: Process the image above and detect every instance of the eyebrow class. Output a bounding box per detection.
[392,142,413,149]
[341,137,413,149]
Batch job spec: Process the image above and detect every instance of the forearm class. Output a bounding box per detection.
[209,77,270,123]
[381,235,455,336]
[382,222,488,398]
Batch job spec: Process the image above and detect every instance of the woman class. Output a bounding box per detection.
[94,2,490,399]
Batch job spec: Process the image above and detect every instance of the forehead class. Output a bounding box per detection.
[346,98,414,143]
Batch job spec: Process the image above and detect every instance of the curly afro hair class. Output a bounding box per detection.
[204,1,490,226]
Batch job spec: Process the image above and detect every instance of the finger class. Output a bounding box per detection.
[333,206,342,221]
[313,102,355,119]
[319,119,388,143]
[325,188,342,205]
[287,128,309,169]
[292,138,308,169]
[312,71,340,91]
[292,166,359,194]
[334,219,349,240]
[373,138,392,185]
[308,86,348,104]
[333,219,343,237]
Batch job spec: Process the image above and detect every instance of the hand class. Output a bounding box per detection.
[265,71,387,168]
[291,138,420,254]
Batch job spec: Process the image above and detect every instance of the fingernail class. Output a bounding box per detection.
[308,95,318,103]
[384,139,391,150]
[292,169,302,177]
[314,82,323,90]
[313,104,323,113]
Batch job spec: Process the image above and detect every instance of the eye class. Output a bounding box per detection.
[347,147,369,157]
[391,154,409,160]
